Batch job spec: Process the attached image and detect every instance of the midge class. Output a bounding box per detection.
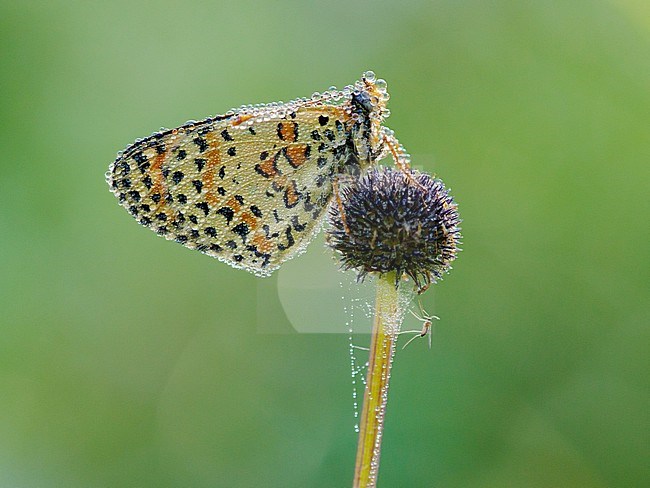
[106,71,411,276]
[402,300,439,350]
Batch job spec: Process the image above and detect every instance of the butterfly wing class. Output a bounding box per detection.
[107,105,352,276]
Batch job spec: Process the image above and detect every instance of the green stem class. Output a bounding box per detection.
[353,271,404,488]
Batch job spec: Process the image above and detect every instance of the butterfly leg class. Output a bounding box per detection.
[382,127,410,170]
[332,176,351,235]
[381,127,427,191]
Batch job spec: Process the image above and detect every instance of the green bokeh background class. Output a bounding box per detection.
[1,1,648,486]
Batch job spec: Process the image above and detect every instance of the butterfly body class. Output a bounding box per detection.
[107,71,405,276]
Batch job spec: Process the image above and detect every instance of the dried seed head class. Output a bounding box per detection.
[327,167,462,291]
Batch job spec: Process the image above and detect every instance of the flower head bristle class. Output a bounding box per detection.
[327,167,462,291]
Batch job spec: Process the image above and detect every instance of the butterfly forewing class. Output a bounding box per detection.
[108,105,351,275]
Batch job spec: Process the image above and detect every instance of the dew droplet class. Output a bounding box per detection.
[363,70,376,81]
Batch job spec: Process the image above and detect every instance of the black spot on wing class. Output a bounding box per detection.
[195,202,210,216]
[231,222,250,243]
[217,206,234,224]
[193,137,208,152]
[133,152,147,164]
[250,205,262,218]
[277,226,295,251]
[291,215,306,232]
[220,129,233,141]
[172,171,184,184]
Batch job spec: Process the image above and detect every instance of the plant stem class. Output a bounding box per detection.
[353,271,403,488]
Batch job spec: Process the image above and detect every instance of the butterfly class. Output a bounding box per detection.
[106,71,411,276]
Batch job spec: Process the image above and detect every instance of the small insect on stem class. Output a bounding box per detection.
[401,299,439,350]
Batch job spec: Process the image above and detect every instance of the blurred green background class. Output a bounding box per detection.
[1,0,648,486]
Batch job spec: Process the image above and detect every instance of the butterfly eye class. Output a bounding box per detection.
[351,91,374,114]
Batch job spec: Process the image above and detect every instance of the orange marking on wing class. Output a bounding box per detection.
[286,144,308,168]
[252,234,273,254]
[284,180,300,207]
[203,132,221,206]
[231,114,253,126]
[226,196,242,213]
[149,151,168,212]
[150,152,166,195]
[146,130,181,211]
[272,175,288,192]
[240,212,259,230]
[257,157,279,178]
[280,121,298,142]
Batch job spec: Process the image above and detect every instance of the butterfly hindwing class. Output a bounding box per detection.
[108,106,352,275]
